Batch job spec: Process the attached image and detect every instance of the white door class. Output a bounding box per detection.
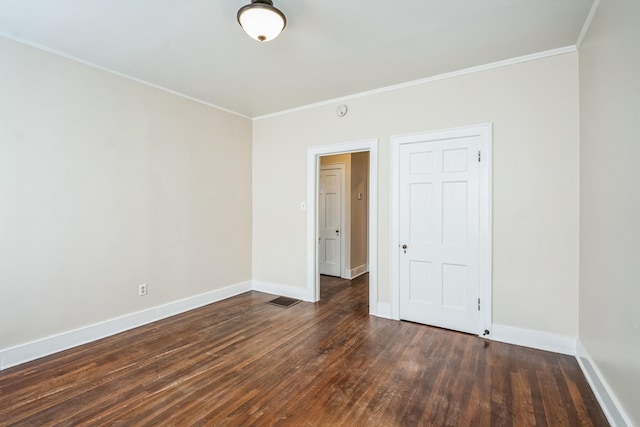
[319,166,343,276]
[399,136,481,334]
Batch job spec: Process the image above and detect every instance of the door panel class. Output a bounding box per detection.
[399,136,480,334]
[319,167,342,276]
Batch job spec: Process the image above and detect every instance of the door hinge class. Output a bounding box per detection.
[478,298,481,311]
[478,151,481,162]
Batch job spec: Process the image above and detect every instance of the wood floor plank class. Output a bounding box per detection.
[0,274,609,426]
[511,370,537,426]
[538,367,571,426]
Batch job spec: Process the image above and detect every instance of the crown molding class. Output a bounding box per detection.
[254,45,577,121]
[576,0,601,50]
[0,32,251,120]
[1,31,579,122]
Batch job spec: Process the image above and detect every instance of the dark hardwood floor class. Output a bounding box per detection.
[1,274,608,426]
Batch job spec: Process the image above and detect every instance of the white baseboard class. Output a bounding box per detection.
[0,280,253,370]
[251,280,312,302]
[373,302,392,319]
[344,264,368,280]
[576,339,632,427]
[490,324,576,356]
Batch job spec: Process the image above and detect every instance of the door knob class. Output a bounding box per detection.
[336,230,340,235]
[401,244,407,254]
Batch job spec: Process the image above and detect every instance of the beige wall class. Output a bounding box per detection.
[578,1,640,424]
[253,52,580,336]
[0,38,253,349]
[350,152,368,269]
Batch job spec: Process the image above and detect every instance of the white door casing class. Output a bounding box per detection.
[391,124,492,336]
[318,165,344,277]
[306,139,378,314]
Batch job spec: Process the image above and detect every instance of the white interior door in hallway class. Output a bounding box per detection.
[319,165,344,277]
[394,125,492,335]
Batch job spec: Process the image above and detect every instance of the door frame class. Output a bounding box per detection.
[390,124,492,336]
[307,139,378,315]
[319,162,347,278]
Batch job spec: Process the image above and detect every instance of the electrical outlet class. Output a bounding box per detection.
[138,283,147,296]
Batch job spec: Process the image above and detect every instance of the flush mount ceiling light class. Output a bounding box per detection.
[237,0,287,42]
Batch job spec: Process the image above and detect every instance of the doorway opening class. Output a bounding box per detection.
[306,139,379,316]
[319,153,369,298]
[318,160,346,279]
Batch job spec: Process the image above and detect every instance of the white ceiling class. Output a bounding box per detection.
[0,0,594,118]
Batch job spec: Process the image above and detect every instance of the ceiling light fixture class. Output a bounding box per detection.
[237,0,287,42]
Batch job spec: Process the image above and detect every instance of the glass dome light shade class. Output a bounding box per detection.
[237,0,286,42]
